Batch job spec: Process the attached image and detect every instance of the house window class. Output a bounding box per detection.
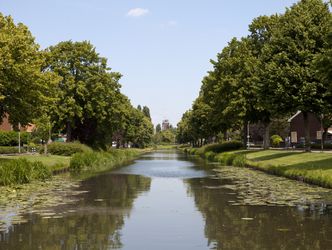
[291,132,297,143]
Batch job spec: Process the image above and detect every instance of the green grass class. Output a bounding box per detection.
[182,144,332,188]
[0,158,51,186]
[69,148,150,172]
[244,150,332,188]
[0,154,70,171]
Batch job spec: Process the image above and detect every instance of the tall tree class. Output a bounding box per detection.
[45,40,122,145]
[142,106,151,120]
[0,14,58,126]
[156,124,161,133]
[261,0,331,151]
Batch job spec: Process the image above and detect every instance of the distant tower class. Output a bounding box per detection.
[162,119,170,131]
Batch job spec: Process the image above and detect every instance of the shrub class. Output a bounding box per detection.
[204,151,217,161]
[215,152,238,166]
[197,141,243,156]
[271,135,283,147]
[232,154,246,167]
[46,142,92,156]
[0,146,26,154]
[0,159,51,185]
[69,149,141,172]
[0,131,29,146]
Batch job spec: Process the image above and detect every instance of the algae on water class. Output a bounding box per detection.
[0,174,86,232]
[212,165,332,208]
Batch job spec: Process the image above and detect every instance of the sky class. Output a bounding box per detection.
[1,0,299,126]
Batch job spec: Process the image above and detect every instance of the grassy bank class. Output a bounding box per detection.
[182,144,332,188]
[0,159,51,186]
[0,148,151,186]
[0,155,71,171]
[69,148,150,172]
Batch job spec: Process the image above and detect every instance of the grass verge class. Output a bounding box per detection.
[183,146,332,188]
[69,148,150,172]
[0,155,70,172]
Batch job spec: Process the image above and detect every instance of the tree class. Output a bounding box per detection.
[0,14,58,126]
[124,107,153,148]
[142,106,151,120]
[33,114,52,155]
[156,124,161,133]
[45,40,123,146]
[260,0,331,151]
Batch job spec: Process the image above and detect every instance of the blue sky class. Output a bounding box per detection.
[1,0,298,126]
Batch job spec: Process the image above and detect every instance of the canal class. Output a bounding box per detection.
[0,150,332,249]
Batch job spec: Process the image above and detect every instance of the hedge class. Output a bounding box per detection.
[46,142,92,156]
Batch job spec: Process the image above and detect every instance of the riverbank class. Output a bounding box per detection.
[0,148,151,186]
[182,147,332,189]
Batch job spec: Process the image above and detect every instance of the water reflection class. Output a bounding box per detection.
[112,150,208,179]
[1,150,332,250]
[186,177,332,250]
[0,174,151,249]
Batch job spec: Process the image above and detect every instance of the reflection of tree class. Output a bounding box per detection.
[186,178,332,250]
[0,174,151,249]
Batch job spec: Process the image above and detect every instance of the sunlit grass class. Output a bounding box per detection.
[0,155,71,171]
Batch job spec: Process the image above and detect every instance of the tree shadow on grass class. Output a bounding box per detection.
[250,151,303,162]
[277,158,332,172]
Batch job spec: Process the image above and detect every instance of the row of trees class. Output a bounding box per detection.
[0,13,153,148]
[177,0,332,151]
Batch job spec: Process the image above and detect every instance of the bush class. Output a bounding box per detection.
[46,142,92,156]
[197,141,243,157]
[271,135,283,147]
[0,131,30,146]
[0,146,26,154]
[69,149,141,172]
[0,159,51,185]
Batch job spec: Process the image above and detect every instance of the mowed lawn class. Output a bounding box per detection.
[0,154,71,171]
[245,150,332,188]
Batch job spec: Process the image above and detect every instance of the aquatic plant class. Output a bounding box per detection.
[0,159,51,185]
[69,149,142,172]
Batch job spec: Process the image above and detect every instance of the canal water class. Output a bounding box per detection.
[0,150,332,249]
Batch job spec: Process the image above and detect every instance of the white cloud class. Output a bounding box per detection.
[127,8,149,17]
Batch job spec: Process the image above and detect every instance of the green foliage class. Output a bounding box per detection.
[0,159,51,185]
[197,141,243,156]
[142,106,151,120]
[0,14,59,126]
[177,0,332,152]
[153,129,176,144]
[45,40,123,145]
[155,124,161,133]
[46,142,92,156]
[69,149,141,172]
[0,146,25,154]
[0,131,29,146]
[270,135,283,147]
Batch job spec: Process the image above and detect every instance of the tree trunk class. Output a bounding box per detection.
[263,122,270,149]
[302,111,311,152]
